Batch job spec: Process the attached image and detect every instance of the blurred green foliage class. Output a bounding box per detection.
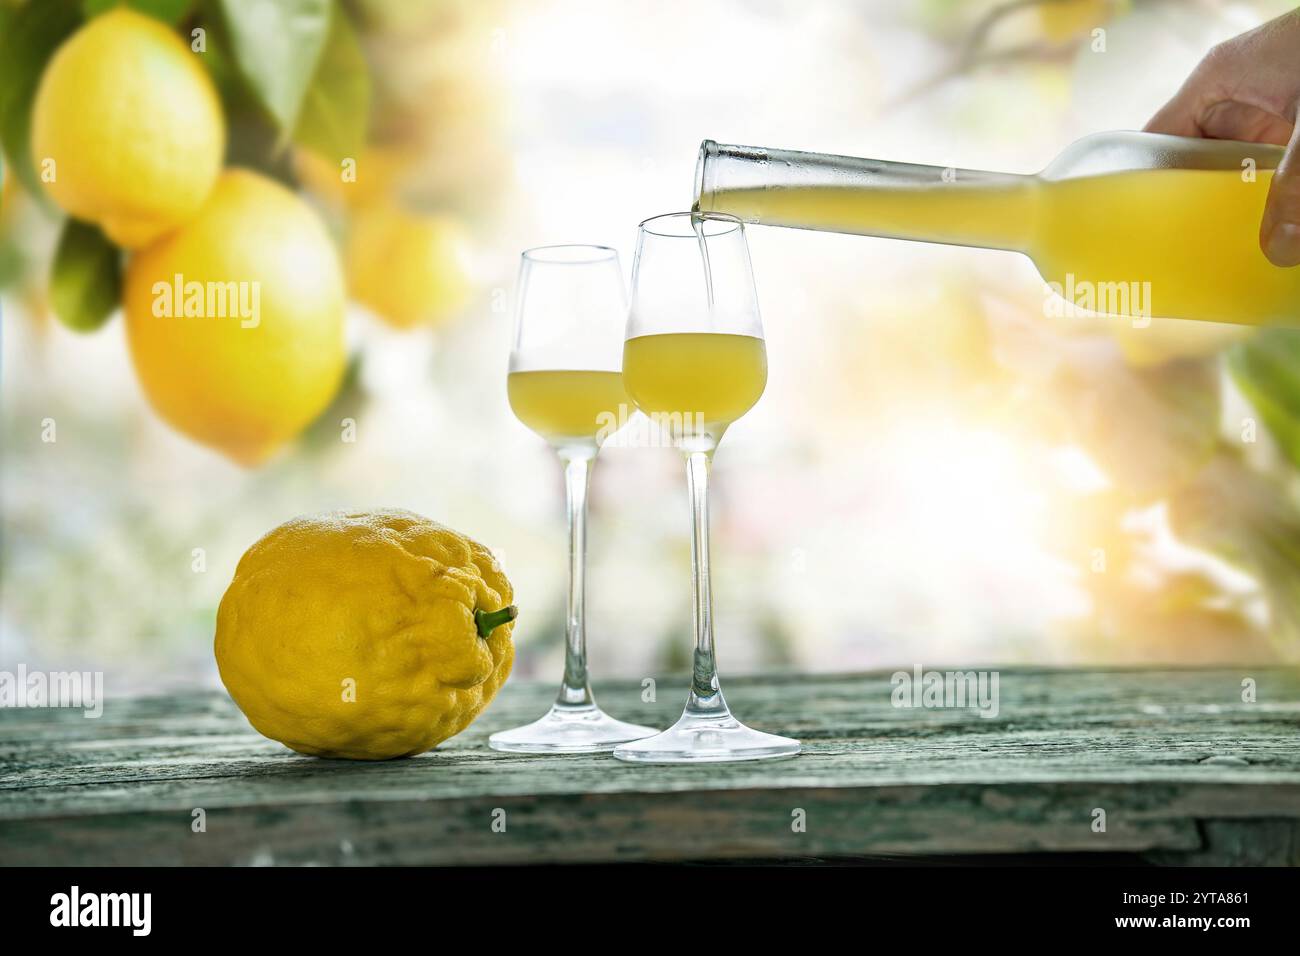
[0,0,80,200]
[1229,329,1300,470]
[49,220,119,331]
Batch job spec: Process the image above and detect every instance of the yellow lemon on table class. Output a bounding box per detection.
[30,8,224,248]
[123,169,346,466]
[215,510,516,760]
[347,202,472,330]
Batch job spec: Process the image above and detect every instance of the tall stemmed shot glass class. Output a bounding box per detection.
[490,245,658,753]
[615,213,800,763]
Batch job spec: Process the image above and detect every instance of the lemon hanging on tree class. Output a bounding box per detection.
[30,7,224,249]
[347,202,472,330]
[123,169,347,466]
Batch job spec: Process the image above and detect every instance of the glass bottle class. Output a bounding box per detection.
[694,132,1293,327]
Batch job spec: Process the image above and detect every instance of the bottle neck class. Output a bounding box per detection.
[694,141,1036,253]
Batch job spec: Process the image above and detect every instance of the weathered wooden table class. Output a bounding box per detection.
[2,668,1298,866]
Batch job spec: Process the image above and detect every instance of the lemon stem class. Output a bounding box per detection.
[476,605,518,637]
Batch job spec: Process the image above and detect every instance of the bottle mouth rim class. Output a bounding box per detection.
[637,210,742,239]
[692,139,718,211]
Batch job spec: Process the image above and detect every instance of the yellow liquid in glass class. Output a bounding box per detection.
[507,370,628,447]
[708,168,1298,327]
[622,332,767,439]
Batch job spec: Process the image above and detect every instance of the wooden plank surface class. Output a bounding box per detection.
[2,668,1299,865]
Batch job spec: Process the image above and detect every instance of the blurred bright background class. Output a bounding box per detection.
[4,0,1300,695]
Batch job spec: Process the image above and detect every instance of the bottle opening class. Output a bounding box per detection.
[693,139,719,213]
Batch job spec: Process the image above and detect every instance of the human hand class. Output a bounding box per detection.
[1145,9,1300,267]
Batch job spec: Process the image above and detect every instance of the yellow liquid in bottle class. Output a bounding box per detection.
[708,168,1297,326]
[1035,168,1287,326]
[507,369,628,447]
[621,332,767,440]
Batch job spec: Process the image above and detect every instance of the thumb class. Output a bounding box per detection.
[1143,91,1202,138]
[1261,118,1300,266]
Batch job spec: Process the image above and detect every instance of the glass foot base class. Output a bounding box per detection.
[612,711,800,764]
[489,705,659,754]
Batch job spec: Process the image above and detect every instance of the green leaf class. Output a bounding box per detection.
[195,11,296,183]
[0,231,24,290]
[82,0,194,23]
[0,0,82,203]
[50,218,121,332]
[215,0,331,136]
[1227,328,1300,469]
[293,3,370,159]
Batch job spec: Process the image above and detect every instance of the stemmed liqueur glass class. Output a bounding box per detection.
[614,213,800,763]
[490,245,658,753]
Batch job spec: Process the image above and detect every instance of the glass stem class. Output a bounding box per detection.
[556,453,596,709]
[684,449,728,717]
